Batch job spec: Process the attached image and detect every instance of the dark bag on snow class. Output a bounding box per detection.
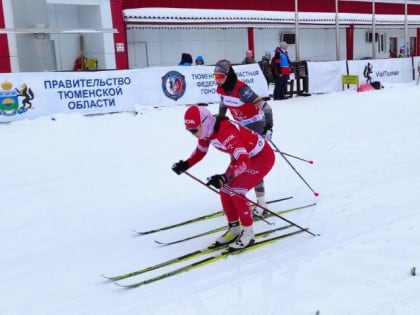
[371,81,382,89]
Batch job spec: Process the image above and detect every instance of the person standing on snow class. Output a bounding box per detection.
[271,42,292,100]
[213,59,274,215]
[171,105,275,249]
[259,52,273,86]
[241,50,256,64]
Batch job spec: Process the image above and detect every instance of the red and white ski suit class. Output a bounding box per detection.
[216,80,265,127]
[187,119,275,226]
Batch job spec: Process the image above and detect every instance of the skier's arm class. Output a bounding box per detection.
[260,101,273,128]
[186,139,210,168]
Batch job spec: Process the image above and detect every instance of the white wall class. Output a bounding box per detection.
[127,26,420,67]
[127,27,348,67]
[9,0,51,71]
[3,0,114,72]
[48,4,82,71]
[127,28,249,67]
[48,3,112,71]
[352,27,417,60]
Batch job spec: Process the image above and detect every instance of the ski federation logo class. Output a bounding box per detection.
[0,80,35,116]
[161,71,186,101]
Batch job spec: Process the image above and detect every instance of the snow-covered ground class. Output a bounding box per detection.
[1,83,419,315]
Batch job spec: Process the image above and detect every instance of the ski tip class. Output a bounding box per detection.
[101,273,116,281]
[114,282,131,289]
[115,281,143,289]
[154,240,169,246]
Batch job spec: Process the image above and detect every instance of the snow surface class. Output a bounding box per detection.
[1,83,419,315]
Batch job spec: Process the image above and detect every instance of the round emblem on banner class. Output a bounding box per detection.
[161,71,186,101]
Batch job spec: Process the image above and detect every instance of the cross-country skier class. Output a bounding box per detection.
[213,59,274,215]
[171,105,275,249]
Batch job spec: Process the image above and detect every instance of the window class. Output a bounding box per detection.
[378,33,386,53]
[366,32,378,42]
[281,33,296,45]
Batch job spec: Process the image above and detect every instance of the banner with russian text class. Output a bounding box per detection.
[0,70,136,122]
[136,63,268,107]
[347,58,413,84]
[0,64,268,123]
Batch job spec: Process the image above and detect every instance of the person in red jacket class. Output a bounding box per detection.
[213,59,274,215]
[271,42,292,100]
[172,105,275,249]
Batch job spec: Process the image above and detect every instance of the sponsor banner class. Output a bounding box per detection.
[0,64,268,122]
[1,58,417,122]
[348,58,413,84]
[307,58,415,94]
[0,70,136,123]
[137,63,268,107]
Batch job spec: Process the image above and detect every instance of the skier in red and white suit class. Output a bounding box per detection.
[172,105,275,249]
[214,59,274,215]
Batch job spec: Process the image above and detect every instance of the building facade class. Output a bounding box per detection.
[1,0,420,72]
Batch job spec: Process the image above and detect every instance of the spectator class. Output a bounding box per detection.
[258,52,273,85]
[398,45,407,58]
[242,50,256,64]
[195,55,205,65]
[271,42,292,100]
[178,53,193,66]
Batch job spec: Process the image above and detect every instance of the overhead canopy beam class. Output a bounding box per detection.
[123,7,420,27]
[0,28,118,34]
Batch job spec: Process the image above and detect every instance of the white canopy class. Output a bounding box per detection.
[124,7,420,28]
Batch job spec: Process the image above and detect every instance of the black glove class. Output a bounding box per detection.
[172,160,189,175]
[262,124,273,140]
[262,124,272,135]
[206,174,227,189]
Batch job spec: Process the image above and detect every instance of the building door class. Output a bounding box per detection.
[410,37,417,56]
[389,37,398,58]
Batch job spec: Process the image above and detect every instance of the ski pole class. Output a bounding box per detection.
[272,148,314,164]
[269,140,319,197]
[183,171,317,237]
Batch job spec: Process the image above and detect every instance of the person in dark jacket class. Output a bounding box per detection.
[242,50,256,64]
[258,52,273,85]
[178,53,193,66]
[271,42,292,100]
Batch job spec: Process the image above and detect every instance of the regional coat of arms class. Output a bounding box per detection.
[0,80,35,116]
